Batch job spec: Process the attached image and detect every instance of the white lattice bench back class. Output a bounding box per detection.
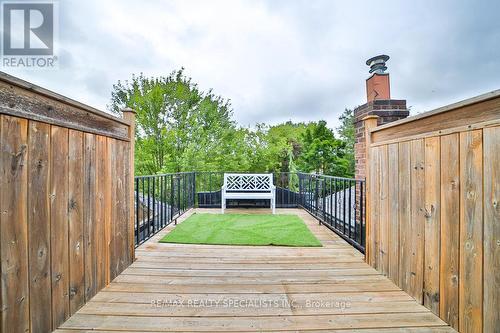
[221,173,276,214]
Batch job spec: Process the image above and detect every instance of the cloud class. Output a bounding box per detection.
[4,0,500,130]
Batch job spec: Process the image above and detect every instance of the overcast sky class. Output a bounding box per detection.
[4,0,500,129]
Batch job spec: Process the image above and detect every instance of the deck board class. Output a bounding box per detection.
[56,208,453,332]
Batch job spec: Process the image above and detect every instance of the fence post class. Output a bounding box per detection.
[122,107,136,262]
[362,115,378,265]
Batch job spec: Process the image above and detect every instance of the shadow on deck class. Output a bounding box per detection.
[56,208,453,332]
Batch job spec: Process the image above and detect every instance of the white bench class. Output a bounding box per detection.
[221,173,276,214]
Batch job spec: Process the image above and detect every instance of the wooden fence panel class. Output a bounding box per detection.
[0,73,135,333]
[387,143,399,283]
[409,139,425,303]
[50,126,70,328]
[378,145,389,275]
[483,126,500,332]
[459,130,483,332]
[439,133,460,329]
[398,141,411,290]
[28,121,52,333]
[68,130,85,314]
[0,115,29,333]
[95,135,108,291]
[368,146,380,269]
[365,92,500,332]
[84,133,97,300]
[423,136,440,315]
[109,139,132,281]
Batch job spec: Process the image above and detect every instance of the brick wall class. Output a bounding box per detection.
[354,99,409,234]
[354,99,409,181]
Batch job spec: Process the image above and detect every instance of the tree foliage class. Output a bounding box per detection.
[109,70,355,177]
[336,108,355,177]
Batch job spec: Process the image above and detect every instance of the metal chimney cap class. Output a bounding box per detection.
[366,54,390,74]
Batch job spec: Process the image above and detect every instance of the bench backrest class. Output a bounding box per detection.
[223,173,274,192]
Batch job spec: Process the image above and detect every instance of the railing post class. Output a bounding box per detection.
[362,115,378,265]
[122,107,136,262]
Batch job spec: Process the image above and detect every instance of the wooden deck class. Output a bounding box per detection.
[56,209,454,332]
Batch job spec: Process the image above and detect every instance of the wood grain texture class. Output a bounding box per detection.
[0,115,29,333]
[483,126,500,333]
[95,135,108,291]
[50,125,70,328]
[366,97,500,331]
[423,137,441,315]
[0,85,134,333]
[27,120,52,333]
[0,78,130,141]
[387,143,399,284]
[439,133,460,329]
[108,139,118,280]
[122,140,132,269]
[409,139,425,304]
[113,140,131,276]
[104,137,112,285]
[369,146,380,269]
[459,130,483,333]
[109,139,131,281]
[378,145,389,275]
[68,129,85,314]
[84,133,97,301]
[371,95,500,144]
[398,141,411,290]
[55,208,452,332]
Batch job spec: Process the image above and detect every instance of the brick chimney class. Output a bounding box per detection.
[354,55,409,181]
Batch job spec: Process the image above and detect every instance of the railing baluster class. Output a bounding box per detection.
[329,178,332,226]
[354,180,358,244]
[334,179,338,229]
[141,177,145,243]
[348,179,352,240]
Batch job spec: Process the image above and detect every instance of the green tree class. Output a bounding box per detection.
[253,121,308,173]
[109,69,358,179]
[336,108,355,177]
[298,120,349,176]
[109,69,235,175]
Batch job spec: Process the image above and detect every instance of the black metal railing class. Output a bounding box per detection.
[134,172,195,247]
[297,173,365,253]
[133,171,365,253]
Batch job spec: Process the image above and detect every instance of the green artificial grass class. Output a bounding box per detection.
[160,213,322,247]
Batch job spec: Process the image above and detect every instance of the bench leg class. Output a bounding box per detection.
[271,197,275,214]
[221,193,225,214]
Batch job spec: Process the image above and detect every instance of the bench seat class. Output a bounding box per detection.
[223,192,274,199]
